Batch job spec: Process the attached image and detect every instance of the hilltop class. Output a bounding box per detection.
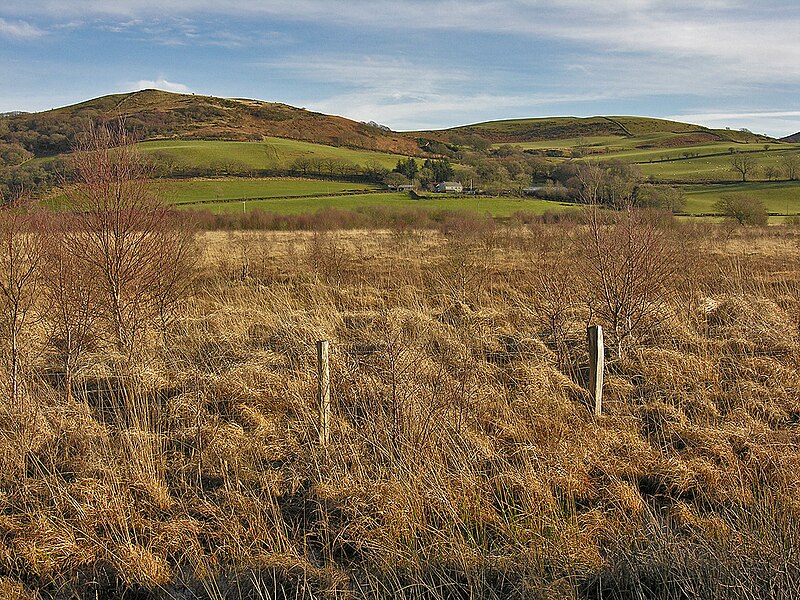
[0,91,781,163]
[0,89,422,157]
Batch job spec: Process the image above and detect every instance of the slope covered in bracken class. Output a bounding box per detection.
[0,89,423,157]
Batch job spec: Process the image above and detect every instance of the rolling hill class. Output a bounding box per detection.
[417,115,773,147]
[0,89,423,158]
[5,91,800,222]
[1,91,782,163]
[782,131,800,143]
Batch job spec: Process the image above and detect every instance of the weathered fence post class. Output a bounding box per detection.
[316,340,331,445]
[587,325,604,416]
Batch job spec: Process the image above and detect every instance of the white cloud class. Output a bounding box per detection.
[666,110,800,137]
[126,78,191,93]
[4,1,800,132]
[0,17,44,39]
[308,90,612,131]
[6,1,798,83]
[267,54,616,129]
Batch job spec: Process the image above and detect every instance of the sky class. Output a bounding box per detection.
[2,1,799,137]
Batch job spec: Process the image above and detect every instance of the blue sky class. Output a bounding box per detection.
[2,1,799,136]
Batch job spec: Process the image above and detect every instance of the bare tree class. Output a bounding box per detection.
[40,212,99,402]
[730,152,757,182]
[598,161,643,209]
[64,124,196,356]
[0,196,43,404]
[573,162,604,205]
[571,161,642,208]
[525,226,581,369]
[291,156,311,176]
[581,206,680,357]
[781,153,800,181]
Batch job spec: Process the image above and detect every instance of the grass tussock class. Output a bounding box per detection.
[1,218,800,598]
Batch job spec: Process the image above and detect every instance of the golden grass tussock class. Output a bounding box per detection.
[0,218,799,598]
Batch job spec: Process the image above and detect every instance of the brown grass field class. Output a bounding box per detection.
[1,213,800,599]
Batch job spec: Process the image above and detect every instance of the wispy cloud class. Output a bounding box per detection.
[89,16,293,49]
[0,17,44,39]
[125,78,191,94]
[6,1,799,82]
[263,55,471,90]
[267,55,615,129]
[3,1,800,133]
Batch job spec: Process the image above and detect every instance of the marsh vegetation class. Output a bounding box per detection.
[2,207,800,599]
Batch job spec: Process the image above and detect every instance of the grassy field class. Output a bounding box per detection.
[138,138,413,172]
[175,190,580,217]
[637,149,798,182]
[450,115,773,145]
[682,181,800,215]
[166,181,800,224]
[155,178,382,204]
[2,220,799,598]
[598,143,790,164]
[505,135,624,151]
[159,181,799,222]
[509,136,799,164]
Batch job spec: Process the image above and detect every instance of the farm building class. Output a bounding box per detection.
[522,186,545,195]
[434,181,463,193]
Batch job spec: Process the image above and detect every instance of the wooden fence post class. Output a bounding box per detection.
[316,340,331,445]
[587,325,604,416]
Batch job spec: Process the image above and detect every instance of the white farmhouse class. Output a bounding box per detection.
[434,181,463,193]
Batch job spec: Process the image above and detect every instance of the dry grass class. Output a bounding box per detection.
[1,219,799,599]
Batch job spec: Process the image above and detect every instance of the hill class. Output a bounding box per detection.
[782,131,800,143]
[1,92,781,163]
[419,115,774,147]
[4,91,799,214]
[0,89,423,158]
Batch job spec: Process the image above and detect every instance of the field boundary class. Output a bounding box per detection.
[172,188,392,206]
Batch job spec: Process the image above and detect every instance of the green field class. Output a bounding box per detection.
[155,178,382,204]
[508,133,799,165]
[174,181,798,222]
[504,136,624,151]
[138,138,412,172]
[599,143,789,163]
[175,191,580,217]
[682,181,800,216]
[638,149,798,182]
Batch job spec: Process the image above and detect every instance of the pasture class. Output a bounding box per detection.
[138,138,414,172]
[638,149,799,182]
[157,178,381,205]
[681,181,800,216]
